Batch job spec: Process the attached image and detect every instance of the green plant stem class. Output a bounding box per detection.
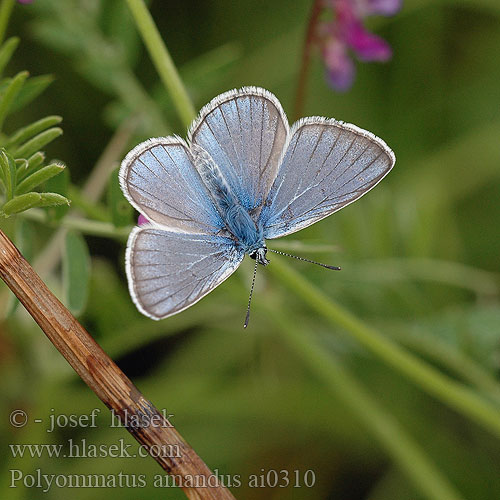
[268,256,500,439]
[388,328,500,406]
[354,257,499,298]
[266,304,464,500]
[125,0,196,128]
[21,209,130,240]
[0,0,15,46]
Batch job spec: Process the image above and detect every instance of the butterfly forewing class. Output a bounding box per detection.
[259,117,395,239]
[119,137,224,234]
[188,87,289,215]
[126,227,244,320]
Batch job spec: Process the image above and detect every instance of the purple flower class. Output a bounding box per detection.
[138,214,149,226]
[346,20,392,61]
[318,0,401,91]
[322,37,355,91]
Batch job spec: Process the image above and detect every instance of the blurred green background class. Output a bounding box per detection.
[1,0,500,498]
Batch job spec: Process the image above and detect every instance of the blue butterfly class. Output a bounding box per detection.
[119,87,395,324]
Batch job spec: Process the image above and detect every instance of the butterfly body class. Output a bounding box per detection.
[192,143,266,256]
[120,87,395,320]
[224,203,265,257]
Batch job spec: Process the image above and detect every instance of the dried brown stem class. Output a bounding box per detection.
[0,228,235,500]
[293,0,323,121]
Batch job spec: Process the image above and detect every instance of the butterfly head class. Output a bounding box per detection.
[249,246,269,266]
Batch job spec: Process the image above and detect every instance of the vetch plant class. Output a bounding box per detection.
[320,0,401,91]
[0,36,69,218]
[294,0,401,118]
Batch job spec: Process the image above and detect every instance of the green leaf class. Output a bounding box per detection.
[15,163,65,195]
[107,167,132,227]
[9,74,55,113]
[1,192,40,215]
[63,231,90,316]
[0,70,28,131]
[17,151,45,181]
[5,115,62,149]
[13,127,63,158]
[0,148,16,200]
[37,192,71,208]
[0,36,19,78]
[1,191,69,216]
[15,157,27,170]
[44,166,69,221]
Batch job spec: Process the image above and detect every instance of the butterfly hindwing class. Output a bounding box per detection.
[259,117,395,239]
[126,227,244,320]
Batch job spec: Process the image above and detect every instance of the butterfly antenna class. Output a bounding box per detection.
[268,248,341,270]
[244,259,259,328]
